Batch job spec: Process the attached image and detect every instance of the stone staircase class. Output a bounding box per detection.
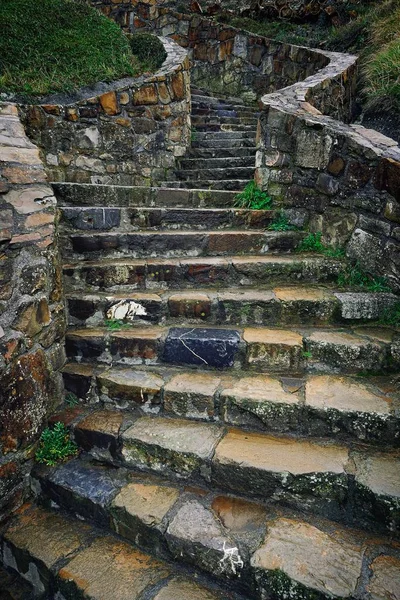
[161,90,259,190]
[2,90,400,600]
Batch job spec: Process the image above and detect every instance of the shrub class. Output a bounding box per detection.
[234,181,272,210]
[35,422,78,466]
[129,34,167,72]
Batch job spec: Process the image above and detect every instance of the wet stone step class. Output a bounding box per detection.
[61,363,400,446]
[31,459,400,600]
[173,167,256,181]
[187,147,257,158]
[64,230,304,259]
[160,179,250,190]
[64,324,398,375]
[45,410,400,537]
[191,107,260,118]
[193,131,256,140]
[191,116,259,126]
[1,504,235,600]
[60,207,275,232]
[62,255,345,292]
[191,138,257,149]
[177,156,256,170]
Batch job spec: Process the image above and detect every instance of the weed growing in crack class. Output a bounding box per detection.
[337,262,391,292]
[65,392,79,407]
[35,422,78,466]
[105,318,130,331]
[296,232,344,258]
[268,210,298,231]
[379,302,400,327]
[234,181,272,210]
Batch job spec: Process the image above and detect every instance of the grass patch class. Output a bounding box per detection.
[234,181,272,210]
[268,210,298,231]
[105,318,130,331]
[65,392,79,407]
[129,33,167,72]
[337,262,391,292]
[379,302,400,327]
[297,232,345,258]
[35,422,78,466]
[0,0,142,97]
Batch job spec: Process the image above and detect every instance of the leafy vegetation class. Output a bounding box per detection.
[379,302,400,327]
[105,318,130,331]
[296,232,344,258]
[337,262,391,292]
[0,0,142,97]
[35,422,78,466]
[268,211,298,231]
[234,181,273,210]
[129,33,167,72]
[65,392,79,407]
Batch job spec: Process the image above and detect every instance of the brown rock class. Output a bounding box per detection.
[354,452,400,498]
[164,372,220,419]
[212,495,267,532]
[158,82,171,104]
[77,410,123,439]
[243,328,303,372]
[170,71,185,100]
[24,211,55,228]
[99,91,120,115]
[42,105,61,115]
[1,165,46,184]
[133,85,158,105]
[65,108,79,122]
[154,579,221,600]
[375,157,400,201]
[328,156,345,176]
[112,482,180,526]
[119,92,130,105]
[98,369,164,405]
[367,555,400,600]
[168,292,211,320]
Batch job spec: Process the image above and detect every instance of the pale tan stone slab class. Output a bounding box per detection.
[220,375,299,405]
[367,555,400,600]
[165,372,221,397]
[274,286,334,301]
[354,453,400,498]
[154,578,222,600]
[305,376,391,414]
[251,518,364,597]
[112,482,179,526]
[243,328,302,346]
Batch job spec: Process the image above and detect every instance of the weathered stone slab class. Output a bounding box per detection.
[367,555,400,600]
[164,372,221,419]
[163,327,241,368]
[98,369,164,408]
[244,328,303,373]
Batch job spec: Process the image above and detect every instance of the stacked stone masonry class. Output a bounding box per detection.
[0,104,66,521]
[19,38,191,187]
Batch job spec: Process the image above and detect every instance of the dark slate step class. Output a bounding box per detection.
[191,139,257,149]
[64,324,397,375]
[178,156,256,170]
[174,167,255,182]
[194,131,256,141]
[188,147,257,158]
[63,230,304,259]
[191,107,259,118]
[31,458,400,599]
[191,94,255,109]
[66,287,399,329]
[192,123,257,133]
[1,503,236,600]
[191,116,258,127]
[41,410,400,539]
[61,362,400,447]
[60,207,275,232]
[63,254,344,292]
[53,183,238,209]
[159,179,250,191]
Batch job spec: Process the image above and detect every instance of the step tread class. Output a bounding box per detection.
[32,458,400,600]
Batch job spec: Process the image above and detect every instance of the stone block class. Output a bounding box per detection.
[168,292,211,320]
[295,129,333,169]
[133,84,158,105]
[99,91,120,116]
[164,372,220,419]
[98,369,164,407]
[367,555,400,600]
[244,328,303,373]
[163,327,241,368]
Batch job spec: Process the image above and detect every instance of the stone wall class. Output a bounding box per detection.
[19,38,191,187]
[0,104,65,521]
[256,64,400,291]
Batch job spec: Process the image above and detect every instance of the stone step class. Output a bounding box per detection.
[173,167,255,181]
[53,183,238,208]
[191,115,258,127]
[60,207,276,232]
[178,156,256,170]
[191,93,255,109]
[191,106,259,118]
[31,458,400,599]
[63,254,344,292]
[191,138,257,149]
[188,147,257,158]
[1,503,237,600]
[160,180,249,190]
[192,124,257,133]
[43,410,400,537]
[65,288,399,329]
[62,362,400,447]
[62,230,304,260]
[64,324,398,375]
[194,131,256,141]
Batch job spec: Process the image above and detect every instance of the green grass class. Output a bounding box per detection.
[379,302,400,327]
[35,422,78,466]
[0,0,141,97]
[105,318,130,331]
[234,181,273,210]
[337,262,391,292]
[268,210,298,231]
[296,232,345,258]
[65,392,79,407]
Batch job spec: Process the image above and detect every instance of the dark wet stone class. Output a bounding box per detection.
[162,328,241,368]
[62,208,121,230]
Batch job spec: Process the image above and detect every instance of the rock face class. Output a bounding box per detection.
[0,103,65,521]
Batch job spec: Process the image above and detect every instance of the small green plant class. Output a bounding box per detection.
[337,262,391,292]
[65,392,79,407]
[302,350,313,359]
[105,318,130,331]
[191,127,198,143]
[379,302,400,327]
[234,181,272,210]
[129,33,167,72]
[268,211,298,232]
[35,422,78,466]
[297,232,344,258]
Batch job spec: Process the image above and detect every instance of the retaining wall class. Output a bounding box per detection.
[0,104,66,521]
[19,37,191,187]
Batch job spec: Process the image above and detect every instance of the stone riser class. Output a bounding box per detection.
[64,325,397,376]
[191,139,256,149]
[62,231,304,260]
[191,116,258,126]
[63,255,345,293]
[191,107,259,118]
[187,147,257,158]
[173,167,255,181]
[30,458,400,600]
[177,156,256,170]
[42,410,400,539]
[160,179,249,190]
[65,289,399,330]
[60,206,275,233]
[62,364,400,448]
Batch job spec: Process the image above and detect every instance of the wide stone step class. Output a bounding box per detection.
[178,156,256,170]
[53,182,238,208]
[63,254,344,292]
[192,124,257,133]
[31,459,400,600]
[173,167,255,181]
[60,206,275,232]
[191,106,259,118]
[65,287,399,329]
[42,410,400,538]
[62,362,400,447]
[191,93,256,109]
[64,324,397,375]
[191,138,257,149]
[188,146,257,158]
[191,115,258,127]
[1,503,236,600]
[63,230,303,259]
[160,179,250,190]
[194,131,256,141]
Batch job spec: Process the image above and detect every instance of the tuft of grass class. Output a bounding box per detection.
[35,422,78,466]
[268,210,298,231]
[296,232,345,258]
[234,181,272,210]
[337,262,391,292]
[105,318,130,331]
[65,392,79,407]
[129,33,167,72]
[379,302,400,327]
[0,0,142,97]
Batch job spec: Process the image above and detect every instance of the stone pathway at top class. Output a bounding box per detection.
[3,88,400,600]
